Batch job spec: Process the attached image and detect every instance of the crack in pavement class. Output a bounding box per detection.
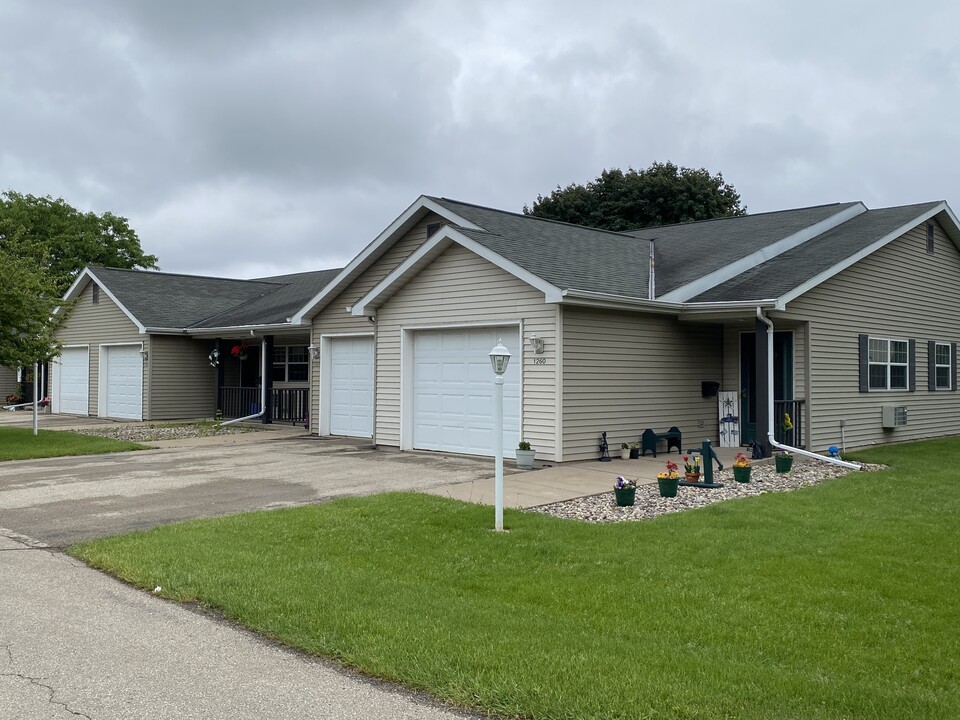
[1,645,92,719]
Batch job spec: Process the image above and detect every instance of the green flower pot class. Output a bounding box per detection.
[775,455,793,473]
[657,477,679,498]
[614,487,636,506]
[733,466,751,483]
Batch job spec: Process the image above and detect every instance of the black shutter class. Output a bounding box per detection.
[953,343,958,392]
[928,340,937,391]
[858,334,869,393]
[908,339,916,392]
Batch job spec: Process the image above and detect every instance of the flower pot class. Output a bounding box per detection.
[629,447,640,459]
[620,448,630,460]
[614,487,636,506]
[515,449,535,470]
[775,455,793,473]
[733,466,751,483]
[657,477,679,498]
[684,472,701,483]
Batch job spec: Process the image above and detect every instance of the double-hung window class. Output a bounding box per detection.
[928,341,956,391]
[272,345,309,382]
[867,337,909,390]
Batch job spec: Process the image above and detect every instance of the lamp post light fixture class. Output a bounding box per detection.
[489,339,512,531]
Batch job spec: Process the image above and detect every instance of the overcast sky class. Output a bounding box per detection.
[3,1,958,278]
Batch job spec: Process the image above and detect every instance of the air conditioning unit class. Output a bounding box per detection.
[882,405,908,428]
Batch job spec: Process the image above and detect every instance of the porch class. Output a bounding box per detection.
[218,386,309,426]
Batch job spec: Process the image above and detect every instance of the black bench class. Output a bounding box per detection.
[641,426,682,457]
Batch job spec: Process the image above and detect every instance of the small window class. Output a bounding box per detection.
[272,345,309,382]
[868,337,909,390]
[426,222,441,238]
[934,342,952,390]
[92,284,100,304]
[926,223,935,254]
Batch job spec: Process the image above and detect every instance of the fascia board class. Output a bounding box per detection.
[658,202,868,303]
[352,227,565,316]
[560,289,777,315]
[778,201,950,307]
[61,267,147,332]
[289,196,481,324]
[174,322,309,336]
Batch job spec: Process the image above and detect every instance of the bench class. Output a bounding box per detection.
[641,426,682,457]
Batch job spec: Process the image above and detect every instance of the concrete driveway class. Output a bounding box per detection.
[1,423,493,719]
[0,424,496,547]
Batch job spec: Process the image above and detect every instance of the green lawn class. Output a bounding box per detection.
[0,426,147,460]
[70,440,960,719]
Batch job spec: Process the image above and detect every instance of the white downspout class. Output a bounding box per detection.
[756,308,861,470]
[219,337,268,427]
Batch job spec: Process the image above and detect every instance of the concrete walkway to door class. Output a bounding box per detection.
[423,445,746,509]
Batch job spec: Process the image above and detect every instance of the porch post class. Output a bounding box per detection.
[263,335,274,424]
[755,317,771,457]
[215,339,224,417]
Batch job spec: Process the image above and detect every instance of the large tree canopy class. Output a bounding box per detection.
[523,162,746,231]
[0,190,158,296]
[0,233,68,367]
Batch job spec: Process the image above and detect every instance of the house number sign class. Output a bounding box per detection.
[532,357,547,365]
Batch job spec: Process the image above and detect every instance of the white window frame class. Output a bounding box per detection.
[867,336,909,391]
[272,344,309,383]
[934,341,952,390]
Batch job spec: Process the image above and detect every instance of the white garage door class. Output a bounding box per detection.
[101,345,143,420]
[329,336,374,437]
[413,327,520,458]
[56,347,89,415]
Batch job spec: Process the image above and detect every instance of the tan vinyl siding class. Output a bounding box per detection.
[147,335,217,420]
[0,366,17,397]
[376,245,559,460]
[783,219,960,450]
[56,282,143,417]
[562,307,722,462]
[309,214,442,433]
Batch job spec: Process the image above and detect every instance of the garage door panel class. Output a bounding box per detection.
[57,347,89,415]
[328,336,373,438]
[102,345,143,420]
[413,327,520,458]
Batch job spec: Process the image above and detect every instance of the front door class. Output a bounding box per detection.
[740,331,793,444]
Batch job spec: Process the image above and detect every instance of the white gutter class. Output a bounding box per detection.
[756,308,861,470]
[219,337,268,427]
[560,289,780,315]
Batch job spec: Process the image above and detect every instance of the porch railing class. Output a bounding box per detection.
[217,386,309,426]
[774,399,805,449]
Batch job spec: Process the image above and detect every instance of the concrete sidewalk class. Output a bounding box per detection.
[0,531,477,720]
[423,446,745,508]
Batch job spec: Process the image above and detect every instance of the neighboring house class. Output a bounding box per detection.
[51,266,339,422]
[51,195,960,463]
[294,195,960,461]
[1,366,18,402]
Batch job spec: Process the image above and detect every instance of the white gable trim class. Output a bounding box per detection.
[290,196,481,324]
[59,267,146,333]
[778,201,956,308]
[659,202,868,303]
[351,226,564,316]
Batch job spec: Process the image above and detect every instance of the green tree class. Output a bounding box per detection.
[523,162,746,231]
[0,190,158,296]
[0,232,70,367]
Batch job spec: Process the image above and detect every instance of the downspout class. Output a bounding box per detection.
[756,307,861,470]
[219,336,268,426]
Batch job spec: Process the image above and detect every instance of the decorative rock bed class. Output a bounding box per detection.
[76,423,265,443]
[531,459,884,524]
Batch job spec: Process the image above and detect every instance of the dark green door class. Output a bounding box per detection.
[740,331,793,444]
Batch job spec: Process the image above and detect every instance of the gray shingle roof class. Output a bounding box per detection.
[88,266,340,329]
[430,197,652,298]
[689,202,942,302]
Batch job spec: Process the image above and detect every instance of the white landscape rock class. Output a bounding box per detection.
[531,460,885,524]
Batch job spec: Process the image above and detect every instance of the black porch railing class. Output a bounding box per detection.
[217,387,309,426]
[774,399,805,449]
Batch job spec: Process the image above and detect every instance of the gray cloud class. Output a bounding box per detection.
[3,0,959,278]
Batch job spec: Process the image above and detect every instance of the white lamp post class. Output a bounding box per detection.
[489,339,511,531]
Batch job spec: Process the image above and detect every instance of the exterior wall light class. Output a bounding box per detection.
[308,345,321,361]
[139,349,149,361]
[529,334,544,354]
